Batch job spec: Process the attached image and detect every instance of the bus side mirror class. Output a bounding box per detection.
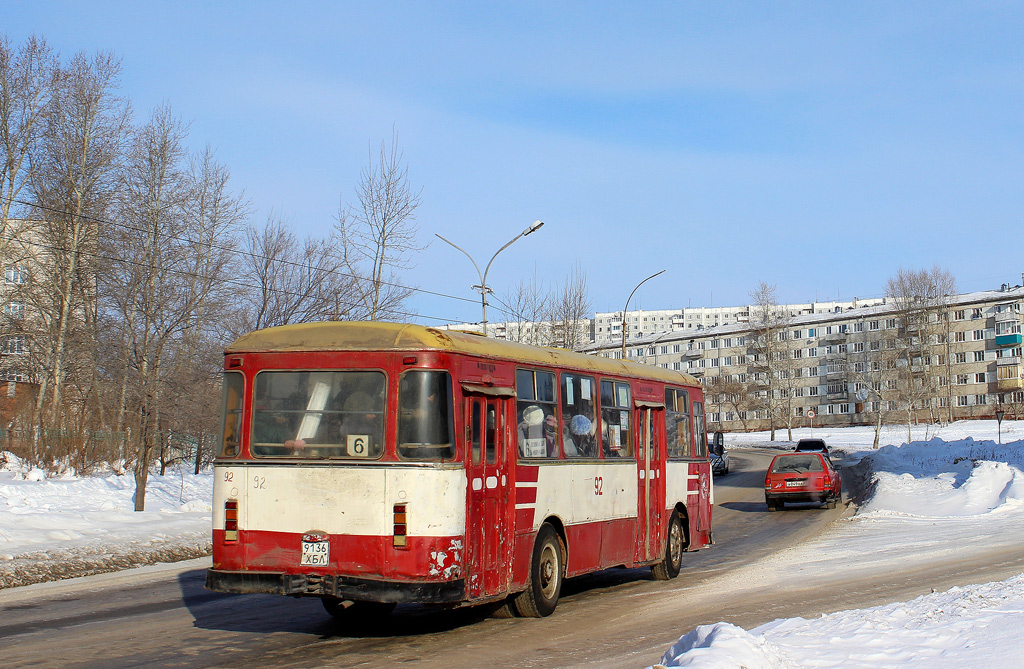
[711,432,724,456]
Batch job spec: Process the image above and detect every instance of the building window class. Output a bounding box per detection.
[972,308,983,319]
[3,302,23,318]
[973,330,985,341]
[975,394,988,405]
[955,332,966,343]
[955,310,965,320]
[957,374,969,385]
[975,372,987,384]
[4,266,27,285]
[955,352,967,364]
[974,351,985,362]
[957,395,969,407]
[2,335,25,354]
[869,321,879,331]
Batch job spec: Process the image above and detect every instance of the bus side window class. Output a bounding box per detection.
[600,380,632,458]
[693,401,707,458]
[516,369,558,459]
[561,373,597,458]
[398,370,455,460]
[665,388,691,459]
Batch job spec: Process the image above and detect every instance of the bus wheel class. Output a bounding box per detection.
[321,597,396,619]
[514,524,563,617]
[651,511,684,580]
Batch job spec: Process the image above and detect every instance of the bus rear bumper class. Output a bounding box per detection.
[205,568,466,604]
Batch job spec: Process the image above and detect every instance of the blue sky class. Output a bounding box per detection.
[6,2,1024,325]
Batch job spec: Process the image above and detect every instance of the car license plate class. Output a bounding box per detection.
[785,480,804,488]
[301,540,330,566]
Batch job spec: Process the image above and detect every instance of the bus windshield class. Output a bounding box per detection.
[251,370,385,459]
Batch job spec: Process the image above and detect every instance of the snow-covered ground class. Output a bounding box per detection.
[655,419,1024,668]
[3,420,1024,667]
[0,456,212,588]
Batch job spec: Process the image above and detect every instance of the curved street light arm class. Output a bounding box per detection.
[621,269,666,360]
[435,234,484,284]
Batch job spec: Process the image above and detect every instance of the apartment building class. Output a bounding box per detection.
[586,285,1024,432]
[590,298,885,346]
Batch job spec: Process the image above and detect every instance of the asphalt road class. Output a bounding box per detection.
[2,449,1021,668]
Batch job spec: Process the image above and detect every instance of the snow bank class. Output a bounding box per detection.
[656,421,1024,668]
[0,452,212,587]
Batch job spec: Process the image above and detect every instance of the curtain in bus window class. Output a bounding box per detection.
[600,380,633,458]
[561,373,597,458]
[398,370,455,460]
[665,388,692,458]
[251,371,385,458]
[693,401,707,458]
[516,369,558,458]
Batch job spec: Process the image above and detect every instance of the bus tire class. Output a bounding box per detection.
[514,524,563,618]
[321,597,396,620]
[651,510,684,581]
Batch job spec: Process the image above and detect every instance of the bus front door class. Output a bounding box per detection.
[465,394,511,599]
[636,406,666,562]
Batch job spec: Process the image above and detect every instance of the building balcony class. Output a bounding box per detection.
[681,349,703,360]
[995,333,1023,347]
[821,332,846,344]
[995,309,1020,323]
[997,356,1021,367]
[997,377,1024,391]
[827,390,848,400]
[826,371,847,381]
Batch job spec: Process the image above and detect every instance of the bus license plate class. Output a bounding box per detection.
[301,540,330,566]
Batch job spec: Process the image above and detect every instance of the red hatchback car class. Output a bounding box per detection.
[764,452,842,510]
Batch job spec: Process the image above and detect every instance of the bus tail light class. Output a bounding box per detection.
[393,503,408,548]
[224,499,239,542]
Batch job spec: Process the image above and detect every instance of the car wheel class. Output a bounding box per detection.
[766,497,776,512]
[514,524,563,617]
[652,510,684,581]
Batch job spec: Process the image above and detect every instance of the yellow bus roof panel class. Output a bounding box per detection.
[226,321,699,386]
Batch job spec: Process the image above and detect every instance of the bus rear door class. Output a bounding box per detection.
[465,393,513,599]
[636,405,666,562]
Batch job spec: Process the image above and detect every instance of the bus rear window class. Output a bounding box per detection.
[251,371,385,459]
[398,370,455,460]
[219,372,243,457]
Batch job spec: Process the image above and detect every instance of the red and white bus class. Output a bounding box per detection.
[206,322,714,618]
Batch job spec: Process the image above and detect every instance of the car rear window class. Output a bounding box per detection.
[771,454,824,473]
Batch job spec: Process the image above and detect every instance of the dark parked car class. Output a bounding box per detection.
[764,451,841,511]
[794,438,828,454]
[709,432,729,475]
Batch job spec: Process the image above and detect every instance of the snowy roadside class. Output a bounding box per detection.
[0,456,213,589]
[652,420,1024,668]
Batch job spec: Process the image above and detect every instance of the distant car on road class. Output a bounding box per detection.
[764,451,841,511]
[709,432,729,475]
[794,438,829,454]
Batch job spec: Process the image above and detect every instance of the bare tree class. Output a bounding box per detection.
[0,34,56,238]
[499,274,552,345]
[886,266,956,439]
[548,263,591,351]
[28,50,131,426]
[335,129,422,321]
[234,214,356,334]
[747,282,795,440]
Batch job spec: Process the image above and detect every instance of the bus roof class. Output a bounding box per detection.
[226,321,700,387]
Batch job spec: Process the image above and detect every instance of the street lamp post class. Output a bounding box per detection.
[620,270,666,360]
[436,220,545,335]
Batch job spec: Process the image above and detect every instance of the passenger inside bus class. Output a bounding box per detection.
[517,404,557,457]
[563,413,596,457]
